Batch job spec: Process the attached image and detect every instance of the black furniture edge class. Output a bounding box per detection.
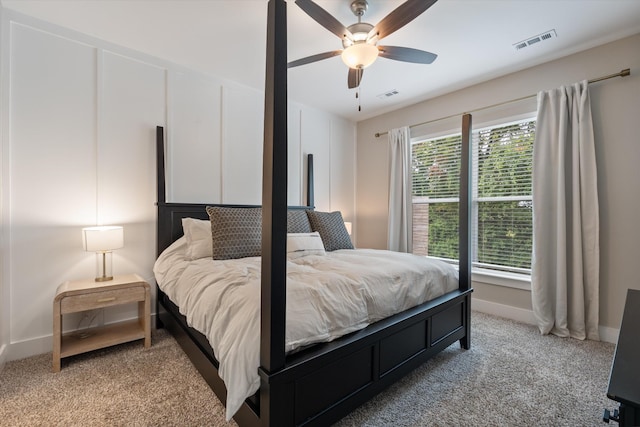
[604,289,640,426]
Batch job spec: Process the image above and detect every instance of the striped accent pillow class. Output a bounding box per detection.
[286,232,326,259]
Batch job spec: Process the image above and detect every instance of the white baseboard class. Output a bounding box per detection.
[472,296,619,344]
[472,296,537,325]
[0,343,7,371]
[7,334,52,362]
[598,325,619,345]
[5,313,159,362]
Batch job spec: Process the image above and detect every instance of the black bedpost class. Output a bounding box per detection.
[156,126,166,205]
[259,0,290,425]
[459,113,473,349]
[307,154,314,208]
[459,114,472,291]
[155,125,166,330]
[156,125,168,259]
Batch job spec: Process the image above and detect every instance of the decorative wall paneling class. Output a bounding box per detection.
[1,11,356,360]
[0,5,7,369]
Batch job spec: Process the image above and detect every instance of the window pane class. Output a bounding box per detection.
[429,202,459,259]
[476,200,532,269]
[476,121,535,198]
[412,132,461,261]
[412,135,461,199]
[412,202,458,260]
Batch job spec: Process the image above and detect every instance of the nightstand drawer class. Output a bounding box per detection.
[60,286,145,313]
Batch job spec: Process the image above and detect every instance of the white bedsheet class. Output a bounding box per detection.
[154,237,458,420]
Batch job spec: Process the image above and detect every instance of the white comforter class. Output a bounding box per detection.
[154,237,458,420]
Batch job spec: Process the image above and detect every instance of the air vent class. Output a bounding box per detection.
[513,29,557,51]
[377,89,399,99]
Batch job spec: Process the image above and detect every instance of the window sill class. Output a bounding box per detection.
[426,255,531,290]
[471,268,531,290]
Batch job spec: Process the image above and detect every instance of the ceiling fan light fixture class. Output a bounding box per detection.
[341,42,378,69]
[293,0,438,91]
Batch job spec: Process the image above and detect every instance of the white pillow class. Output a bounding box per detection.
[286,232,326,259]
[182,218,212,260]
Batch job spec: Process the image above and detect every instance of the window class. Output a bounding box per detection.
[411,117,535,277]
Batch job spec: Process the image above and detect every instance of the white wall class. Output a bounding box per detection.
[1,10,356,360]
[0,2,7,370]
[356,33,640,335]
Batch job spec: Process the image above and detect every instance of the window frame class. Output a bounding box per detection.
[410,113,536,290]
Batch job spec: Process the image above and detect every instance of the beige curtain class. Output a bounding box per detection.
[531,80,600,340]
[387,126,412,252]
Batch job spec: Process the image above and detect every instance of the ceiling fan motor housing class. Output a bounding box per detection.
[350,0,369,18]
[343,22,375,47]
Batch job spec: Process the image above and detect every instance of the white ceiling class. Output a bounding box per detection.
[3,0,640,122]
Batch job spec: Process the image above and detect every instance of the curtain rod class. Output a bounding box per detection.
[374,68,630,138]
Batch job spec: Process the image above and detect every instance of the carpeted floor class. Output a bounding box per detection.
[0,312,617,426]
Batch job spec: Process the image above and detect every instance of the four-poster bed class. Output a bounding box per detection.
[154,1,472,426]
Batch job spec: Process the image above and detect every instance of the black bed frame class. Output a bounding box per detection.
[155,2,472,426]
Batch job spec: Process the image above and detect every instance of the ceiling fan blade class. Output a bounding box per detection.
[288,50,342,68]
[368,0,438,41]
[348,68,364,89]
[378,46,437,64]
[295,0,353,40]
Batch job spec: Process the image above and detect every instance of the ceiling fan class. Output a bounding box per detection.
[288,0,439,89]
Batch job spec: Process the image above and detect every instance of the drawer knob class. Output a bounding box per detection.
[97,297,116,303]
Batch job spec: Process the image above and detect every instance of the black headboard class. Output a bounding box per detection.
[155,126,314,256]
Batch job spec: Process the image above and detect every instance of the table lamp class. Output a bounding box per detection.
[82,225,124,282]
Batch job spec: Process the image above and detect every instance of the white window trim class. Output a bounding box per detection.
[472,268,531,290]
[428,255,532,290]
[412,113,537,291]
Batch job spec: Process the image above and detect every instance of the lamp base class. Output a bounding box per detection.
[95,251,114,283]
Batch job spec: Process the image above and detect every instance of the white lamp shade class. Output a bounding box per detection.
[341,43,379,69]
[82,226,124,252]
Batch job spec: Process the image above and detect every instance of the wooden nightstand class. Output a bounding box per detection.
[52,273,151,372]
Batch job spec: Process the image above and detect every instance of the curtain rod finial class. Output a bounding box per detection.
[621,68,630,77]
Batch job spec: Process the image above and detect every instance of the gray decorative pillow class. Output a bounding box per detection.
[287,210,312,233]
[306,210,354,251]
[206,206,262,260]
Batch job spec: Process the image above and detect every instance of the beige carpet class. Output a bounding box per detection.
[0,312,617,426]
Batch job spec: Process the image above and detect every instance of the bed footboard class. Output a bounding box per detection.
[262,289,471,426]
[158,286,471,427]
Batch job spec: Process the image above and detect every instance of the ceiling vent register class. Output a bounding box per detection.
[377,89,399,99]
[513,29,557,50]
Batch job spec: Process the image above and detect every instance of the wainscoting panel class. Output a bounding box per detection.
[221,83,264,205]
[168,70,223,204]
[98,50,166,325]
[9,22,98,342]
[301,108,332,212]
[287,102,303,206]
[330,117,356,223]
